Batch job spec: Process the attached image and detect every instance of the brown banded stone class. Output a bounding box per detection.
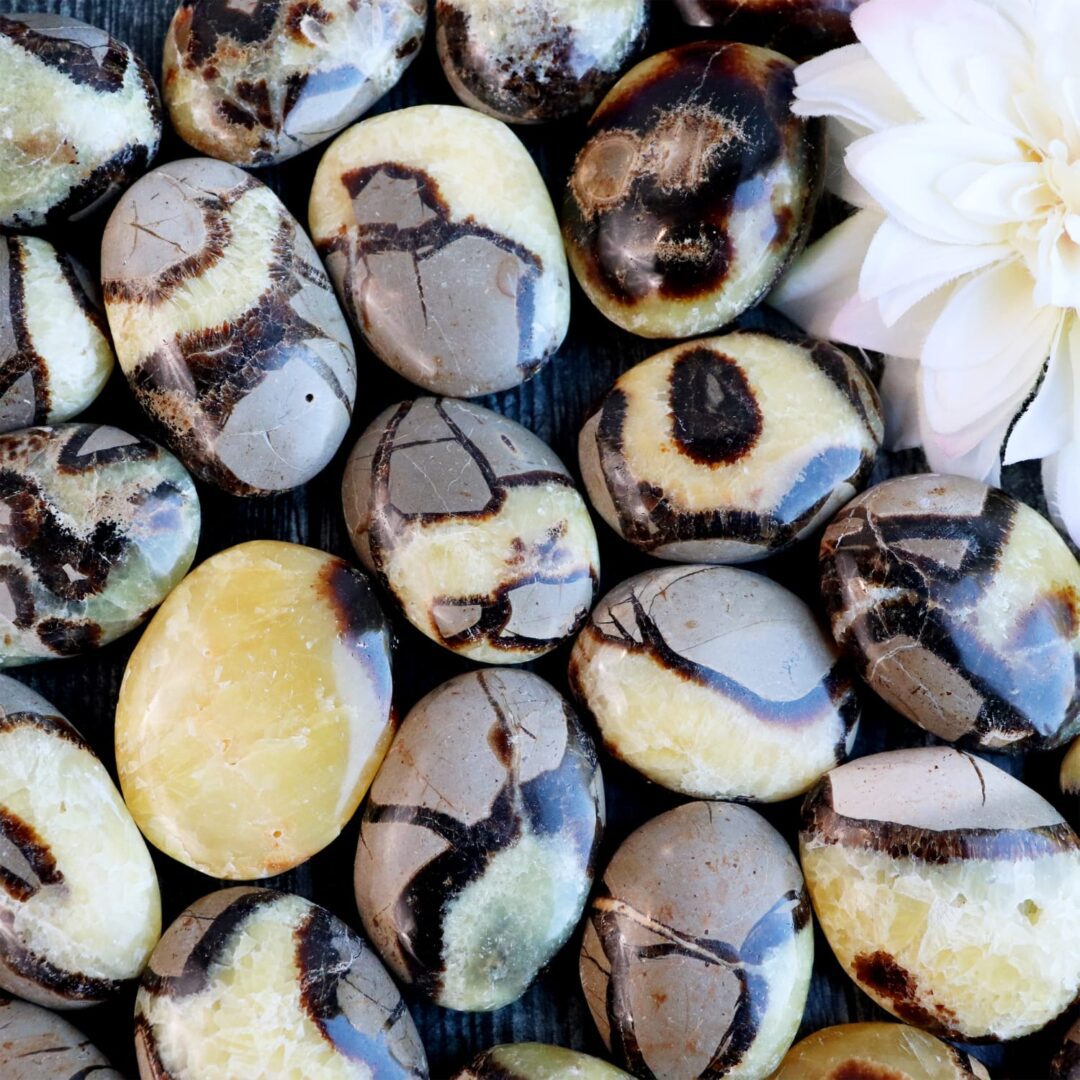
[0,997,122,1078]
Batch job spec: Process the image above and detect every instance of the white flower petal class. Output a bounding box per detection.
[921,411,1010,483]
[879,355,922,449]
[825,119,876,208]
[1003,318,1072,463]
[1042,441,1080,547]
[951,162,1050,224]
[832,286,952,360]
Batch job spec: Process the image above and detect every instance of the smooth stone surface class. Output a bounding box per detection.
[309,104,570,396]
[801,747,1080,1041]
[581,801,812,1080]
[435,0,647,124]
[0,997,122,1078]
[563,42,822,339]
[343,398,599,663]
[1053,1017,1080,1079]
[579,331,882,562]
[101,157,356,496]
[0,237,114,433]
[1062,739,1080,813]
[455,1043,631,1079]
[569,565,859,802]
[135,888,427,1079]
[356,670,603,1012]
[0,14,161,229]
[163,0,425,166]
[0,424,200,668]
[0,676,160,1009]
[115,540,393,880]
[821,474,1080,752]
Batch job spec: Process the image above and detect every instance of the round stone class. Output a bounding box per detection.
[0,237,114,433]
[563,42,822,338]
[569,565,859,801]
[309,104,570,396]
[580,801,812,1080]
[115,540,393,880]
[820,473,1080,751]
[135,888,427,1080]
[0,997,122,1078]
[356,669,603,1012]
[801,747,1080,1041]
[435,0,648,124]
[101,157,356,496]
[163,0,426,167]
[343,398,599,663]
[1053,1017,1080,1079]
[0,424,200,668]
[579,332,882,562]
[455,1044,631,1079]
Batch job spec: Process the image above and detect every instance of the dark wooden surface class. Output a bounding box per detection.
[0,2,1070,1077]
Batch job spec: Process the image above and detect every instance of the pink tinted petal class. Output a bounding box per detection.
[831,287,950,359]
[1003,318,1072,463]
[879,354,922,449]
[1042,442,1080,547]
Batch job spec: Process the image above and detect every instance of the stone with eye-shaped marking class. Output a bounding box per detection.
[563,42,822,339]
[821,474,1080,751]
[309,105,570,396]
[1053,1017,1080,1079]
[0,997,122,1078]
[580,801,812,1080]
[0,14,162,229]
[101,157,356,496]
[435,0,648,125]
[135,887,428,1080]
[355,669,604,1012]
[580,332,882,563]
[163,0,426,167]
[569,565,859,802]
[343,398,599,663]
[454,1043,632,1079]
[0,424,200,668]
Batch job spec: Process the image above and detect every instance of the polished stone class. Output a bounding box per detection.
[0,997,122,1078]
[1062,739,1080,814]
[455,1043,631,1079]
[1053,1018,1080,1079]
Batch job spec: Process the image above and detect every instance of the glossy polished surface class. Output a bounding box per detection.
[455,1043,631,1079]
[0,997,122,1078]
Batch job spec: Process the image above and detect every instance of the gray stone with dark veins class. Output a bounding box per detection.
[0,997,122,1078]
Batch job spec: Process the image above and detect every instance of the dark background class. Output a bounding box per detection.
[0,1,1070,1077]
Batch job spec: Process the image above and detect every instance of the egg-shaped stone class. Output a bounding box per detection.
[0,424,200,668]
[563,42,822,338]
[435,0,648,124]
[343,398,599,663]
[135,887,428,1080]
[0,237,114,434]
[1062,739,1080,815]
[455,1044,631,1079]
[801,747,1080,1041]
[570,565,859,802]
[116,540,393,880]
[1053,1018,1080,1079]
[0,676,160,1009]
[356,670,603,1012]
[0,997,122,1078]
[101,157,356,496]
[309,105,570,396]
[163,0,426,167]
[821,474,1080,751]
[580,332,882,562]
[0,14,161,229]
[581,801,812,1080]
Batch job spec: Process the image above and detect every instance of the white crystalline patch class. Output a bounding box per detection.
[0,581,17,623]
[75,425,140,455]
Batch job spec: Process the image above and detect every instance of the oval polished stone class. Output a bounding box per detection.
[580,332,882,562]
[435,0,647,124]
[356,670,603,1012]
[0,676,160,1009]
[343,398,599,663]
[163,0,426,166]
[1062,739,1080,815]
[1053,1018,1080,1079]
[116,540,393,880]
[570,565,859,802]
[820,474,1080,752]
[581,801,812,1080]
[101,157,356,496]
[0,424,200,668]
[0,237,114,434]
[563,42,822,338]
[455,1044,631,1079]
[135,888,428,1079]
[0,14,161,229]
[801,747,1080,1041]
[0,997,122,1078]
[310,105,570,396]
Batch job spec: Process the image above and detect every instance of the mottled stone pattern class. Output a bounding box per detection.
[455,1042,632,1079]
[355,670,604,1012]
[135,888,428,1079]
[343,398,599,663]
[579,332,882,563]
[580,802,812,1080]
[435,0,647,124]
[101,157,356,496]
[1052,1018,1080,1080]
[820,474,1080,751]
[563,42,823,338]
[309,105,570,396]
[0,997,122,1079]
[569,565,859,802]
[0,424,200,668]
[0,14,161,228]
[163,0,425,166]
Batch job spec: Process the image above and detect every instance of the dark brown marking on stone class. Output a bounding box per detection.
[56,425,157,473]
[36,618,102,656]
[0,239,51,425]
[134,1012,173,1080]
[0,709,90,750]
[0,567,35,629]
[182,0,284,66]
[831,1064,905,1080]
[396,32,422,59]
[851,951,959,1037]
[0,806,63,902]
[217,98,258,130]
[0,922,121,1004]
[285,0,330,42]
[0,15,129,93]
